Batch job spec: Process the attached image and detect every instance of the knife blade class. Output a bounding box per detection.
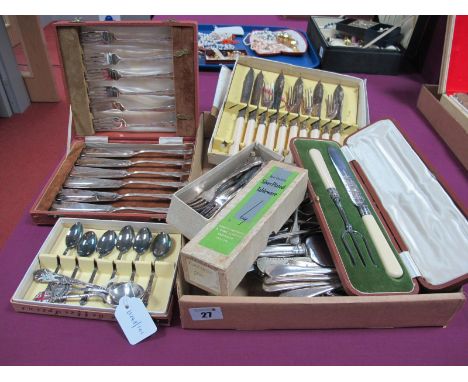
[328,146,404,278]
[243,71,265,145]
[76,157,191,168]
[229,68,255,155]
[63,177,184,189]
[70,166,187,179]
[51,202,168,214]
[56,189,172,203]
[264,72,285,150]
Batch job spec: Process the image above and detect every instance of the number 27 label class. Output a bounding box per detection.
[189,307,223,321]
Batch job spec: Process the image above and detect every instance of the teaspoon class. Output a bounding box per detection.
[130,227,152,281]
[109,225,135,280]
[141,232,173,306]
[70,231,97,279]
[80,230,117,306]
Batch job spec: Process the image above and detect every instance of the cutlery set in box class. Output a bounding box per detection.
[207,56,369,164]
[30,20,199,225]
[11,219,181,324]
[12,20,468,331]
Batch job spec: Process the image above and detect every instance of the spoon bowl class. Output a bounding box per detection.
[64,222,84,255]
[77,231,97,257]
[133,227,153,257]
[305,234,334,268]
[116,225,135,259]
[105,281,145,305]
[151,232,173,259]
[97,230,117,257]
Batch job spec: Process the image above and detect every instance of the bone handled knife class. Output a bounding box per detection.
[229,68,254,155]
[243,71,264,146]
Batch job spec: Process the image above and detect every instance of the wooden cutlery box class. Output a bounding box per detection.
[11,218,182,325]
[417,15,468,170]
[30,20,202,225]
[208,55,369,165]
[175,113,465,330]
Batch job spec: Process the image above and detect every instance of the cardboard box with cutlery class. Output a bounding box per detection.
[417,15,468,170]
[175,113,466,330]
[11,218,182,324]
[207,56,369,165]
[30,20,202,225]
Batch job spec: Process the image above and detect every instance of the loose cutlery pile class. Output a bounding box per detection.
[34,223,174,307]
[80,26,176,133]
[253,200,343,297]
[227,69,349,161]
[51,143,193,215]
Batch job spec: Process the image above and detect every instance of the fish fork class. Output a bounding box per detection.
[88,86,175,99]
[84,51,173,66]
[299,88,313,138]
[324,84,344,140]
[86,68,173,81]
[93,117,176,132]
[80,30,171,45]
[90,99,175,113]
[274,86,295,155]
[254,83,274,145]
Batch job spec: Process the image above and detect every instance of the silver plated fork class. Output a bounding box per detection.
[93,117,176,132]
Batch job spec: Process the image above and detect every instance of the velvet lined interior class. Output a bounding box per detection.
[293,139,415,294]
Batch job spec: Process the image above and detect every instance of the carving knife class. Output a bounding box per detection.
[242,71,264,146]
[328,146,404,278]
[229,67,255,155]
[264,72,285,151]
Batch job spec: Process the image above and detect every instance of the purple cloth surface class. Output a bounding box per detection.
[1,16,467,366]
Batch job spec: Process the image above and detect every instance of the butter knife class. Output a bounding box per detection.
[328,146,404,278]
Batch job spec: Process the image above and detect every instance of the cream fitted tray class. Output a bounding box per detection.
[208,56,369,164]
[11,218,182,324]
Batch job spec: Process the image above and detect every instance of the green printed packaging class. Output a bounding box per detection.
[180,161,307,295]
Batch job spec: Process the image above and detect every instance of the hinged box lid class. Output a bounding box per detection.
[55,20,199,143]
[343,119,468,291]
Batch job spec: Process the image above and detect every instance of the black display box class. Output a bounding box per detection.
[307,16,439,75]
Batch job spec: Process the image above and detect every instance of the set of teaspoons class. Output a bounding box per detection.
[80,26,176,133]
[228,68,346,161]
[33,222,174,307]
[52,144,193,214]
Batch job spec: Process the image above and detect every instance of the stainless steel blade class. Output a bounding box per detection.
[328,146,366,208]
[56,189,172,202]
[76,157,191,168]
[70,166,186,179]
[63,177,183,189]
[51,202,168,214]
